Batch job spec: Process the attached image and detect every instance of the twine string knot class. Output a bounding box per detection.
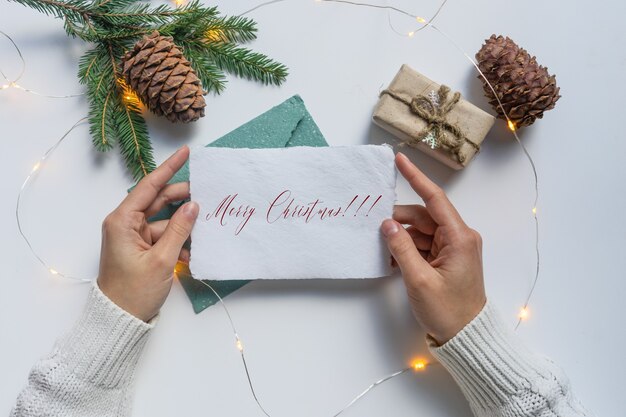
[381,85,480,163]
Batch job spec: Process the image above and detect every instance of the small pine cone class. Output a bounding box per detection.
[122,31,205,123]
[475,35,560,127]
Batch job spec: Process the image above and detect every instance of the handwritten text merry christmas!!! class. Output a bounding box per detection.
[189,145,395,279]
[204,190,383,235]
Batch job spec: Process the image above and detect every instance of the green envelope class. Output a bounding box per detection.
[150,95,328,314]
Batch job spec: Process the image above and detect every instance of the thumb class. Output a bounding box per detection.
[153,201,199,263]
[381,219,430,278]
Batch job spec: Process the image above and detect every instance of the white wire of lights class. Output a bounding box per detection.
[0,30,83,99]
[15,117,92,283]
[9,0,544,414]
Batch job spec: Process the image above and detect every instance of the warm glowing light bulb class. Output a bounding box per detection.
[206,29,224,42]
[507,120,516,131]
[518,307,529,320]
[117,78,140,108]
[416,16,426,23]
[408,31,415,37]
[236,339,244,352]
[32,162,41,172]
[49,268,59,275]
[532,207,537,215]
[412,360,427,371]
[0,84,9,90]
[173,0,186,6]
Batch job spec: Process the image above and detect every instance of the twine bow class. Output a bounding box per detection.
[381,85,480,163]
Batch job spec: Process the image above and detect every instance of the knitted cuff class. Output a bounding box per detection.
[54,281,154,389]
[427,301,553,413]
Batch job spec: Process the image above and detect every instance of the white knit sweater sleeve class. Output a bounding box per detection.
[11,282,153,417]
[428,300,592,417]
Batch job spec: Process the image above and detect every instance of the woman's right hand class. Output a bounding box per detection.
[381,153,487,346]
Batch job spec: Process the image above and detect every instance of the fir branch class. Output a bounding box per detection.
[79,53,98,83]
[107,41,155,179]
[11,0,94,39]
[81,40,155,177]
[78,26,149,42]
[183,47,226,94]
[78,44,108,83]
[159,8,221,40]
[94,87,116,150]
[204,15,257,43]
[112,93,154,180]
[81,46,116,150]
[9,0,90,21]
[11,0,211,36]
[94,1,204,27]
[90,0,136,10]
[204,42,288,86]
[13,0,288,179]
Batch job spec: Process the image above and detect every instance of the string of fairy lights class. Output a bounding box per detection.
[5,0,543,415]
[0,30,83,98]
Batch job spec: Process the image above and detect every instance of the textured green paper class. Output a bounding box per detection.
[151,95,328,314]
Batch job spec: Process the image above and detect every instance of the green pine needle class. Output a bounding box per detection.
[205,15,257,43]
[88,86,117,152]
[183,48,227,94]
[81,46,117,151]
[205,42,288,86]
[9,0,90,21]
[112,93,155,180]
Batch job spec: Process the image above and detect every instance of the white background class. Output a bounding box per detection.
[1,0,624,415]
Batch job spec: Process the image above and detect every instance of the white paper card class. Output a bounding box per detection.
[189,145,396,280]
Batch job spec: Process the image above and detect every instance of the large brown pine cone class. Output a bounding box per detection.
[475,35,560,128]
[122,31,205,123]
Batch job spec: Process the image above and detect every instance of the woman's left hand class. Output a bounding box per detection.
[97,146,198,322]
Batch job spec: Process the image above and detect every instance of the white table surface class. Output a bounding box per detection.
[1,0,624,415]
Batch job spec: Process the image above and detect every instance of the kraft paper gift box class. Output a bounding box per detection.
[373,64,495,170]
[145,95,328,313]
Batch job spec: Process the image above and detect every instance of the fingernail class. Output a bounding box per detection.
[397,152,408,161]
[381,219,399,237]
[183,201,199,218]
